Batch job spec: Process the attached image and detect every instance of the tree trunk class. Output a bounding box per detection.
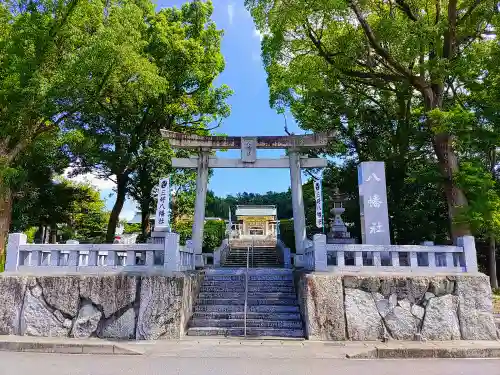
[489,235,498,289]
[141,199,151,240]
[43,225,49,244]
[49,222,58,244]
[141,208,151,240]
[432,132,471,241]
[105,174,128,243]
[35,224,44,243]
[0,187,13,270]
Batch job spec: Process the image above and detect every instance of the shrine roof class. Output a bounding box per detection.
[161,130,333,149]
[235,205,277,217]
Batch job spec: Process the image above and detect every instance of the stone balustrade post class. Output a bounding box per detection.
[422,241,436,269]
[214,249,221,267]
[283,247,291,269]
[459,236,478,273]
[5,233,26,271]
[162,232,181,272]
[313,234,327,271]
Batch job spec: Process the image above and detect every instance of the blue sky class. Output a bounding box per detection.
[70,0,305,220]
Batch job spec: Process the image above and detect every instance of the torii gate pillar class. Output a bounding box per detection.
[162,130,332,268]
[191,150,210,267]
[289,150,307,264]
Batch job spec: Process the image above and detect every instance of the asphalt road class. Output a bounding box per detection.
[1,352,500,375]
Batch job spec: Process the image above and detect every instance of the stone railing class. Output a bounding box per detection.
[179,240,196,271]
[213,239,229,267]
[5,231,195,273]
[303,236,325,271]
[276,239,292,269]
[304,234,478,273]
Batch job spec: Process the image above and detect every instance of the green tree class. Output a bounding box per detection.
[124,223,141,234]
[65,0,231,243]
[0,0,105,264]
[127,138,173,239]
[128,138,198,240]
[453,36,500,286]
[66,183,109,243]
[173,219,226,252]
[206,190,293,219]
[246,0,497,241]
[13,178,108,243]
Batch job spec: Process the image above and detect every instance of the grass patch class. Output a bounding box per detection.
[493,293,500,314]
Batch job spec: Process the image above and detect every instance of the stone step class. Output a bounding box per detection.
[203,275,293,282]
[223,262,281,265]
[196,298,297,306]
[224,261,281,264]
[186,327,304,338]
[198,292,297,299]
[191,312,302,321]
[226,255,279,258]
[190,319,303,329]
[222,264,282,268]
[226,257,280,260]
[222,263,279,268]
[205,268,291,274]
[228,253,279,256]
[226,252,279,255]
[226,256,279,258]
[227,254,279,257]
[201,280,295,290]
[225,259,279,262]
[200,285,295,292]
[199,286,296,293]
[193,305,300,313]
[229,250,278,252]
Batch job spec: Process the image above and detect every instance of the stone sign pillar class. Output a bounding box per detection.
[289,150,306,266]
[192,150,209,267]
[357,161,390,245]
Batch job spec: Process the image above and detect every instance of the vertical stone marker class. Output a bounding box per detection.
[154,177,170,231]
[358,162,390,245]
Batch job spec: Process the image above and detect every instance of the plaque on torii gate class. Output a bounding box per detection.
[161,130,334,267]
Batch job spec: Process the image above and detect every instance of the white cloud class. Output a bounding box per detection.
[63,168,116,190]
[227,3,234,25]
[63,168,138,222]
[119,205,136,221]
[253,28,264,41]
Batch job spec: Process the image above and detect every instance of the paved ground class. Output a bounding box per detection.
[2,351,500,375]
[2,339,500,375]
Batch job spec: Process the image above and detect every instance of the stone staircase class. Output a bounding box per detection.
[187,268,304,338]
[223,247,282,268]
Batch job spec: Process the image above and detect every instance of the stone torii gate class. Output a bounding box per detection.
[161,130,332,267]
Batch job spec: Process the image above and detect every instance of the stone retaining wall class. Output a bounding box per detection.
[0,271,203,340]
[295,272,498,341]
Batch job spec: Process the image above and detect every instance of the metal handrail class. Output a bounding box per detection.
[251,236,254,268]
[244,245,250,337]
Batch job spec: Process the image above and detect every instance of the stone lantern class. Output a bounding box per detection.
[327,188,356,244]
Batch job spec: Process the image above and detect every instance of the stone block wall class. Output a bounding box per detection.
[295,272,498,341]
[0,271,203,340]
